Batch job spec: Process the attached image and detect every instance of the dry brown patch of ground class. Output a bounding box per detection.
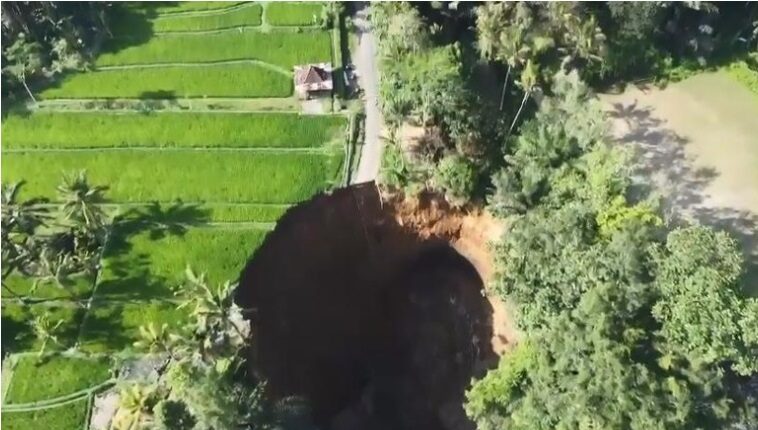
[602,72,758,295]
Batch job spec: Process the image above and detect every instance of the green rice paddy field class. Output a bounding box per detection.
[96,226,269,300]
[3,112,345,149]
[5,355,112,404]
[266,2,325,26]
[151,3,263,32]
[40,63,292,99]
[2,150,343,202]
[1,2,344,426]
[143,1,246,14]
[97,30,330,68]
[3,398,90,430]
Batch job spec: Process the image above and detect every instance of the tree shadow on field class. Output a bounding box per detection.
[111,202,211,249]
[608,100,758,297]
[138,90,177,100]
[98,4,156,54]
[26,4,157,102]
[608,101,702,216]
[79,303,135,352]
[97,203,211,300]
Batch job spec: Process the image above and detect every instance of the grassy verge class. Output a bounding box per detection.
[1,304,85,354]
[266,2,324,26]
[2,397,89,430]
[40,64,291,99]
[97,30,331,69]
[3,111,345,149]
[96,226,268,300]
[152,4,262,32]
[78,300,189,352]
[725,60,758,95]
[2,150,344,203]
[5,355,111,403]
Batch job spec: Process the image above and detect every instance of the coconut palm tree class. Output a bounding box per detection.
[31,315,64,357]
[560,13,606,70]
[112,383,156,430]
[177,267,248,367]
[34,248,80,297]
[56,171,108,233]
[1,182,48,235]
[2,33,42,104]
[476,2,535,112]
[134,322,183,362]
[1,182,49,297]
[508,59,539,136]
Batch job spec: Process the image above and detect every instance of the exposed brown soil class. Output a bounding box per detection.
[237,183,516,430]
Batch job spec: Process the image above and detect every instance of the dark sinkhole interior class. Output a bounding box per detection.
[236,184,497,430]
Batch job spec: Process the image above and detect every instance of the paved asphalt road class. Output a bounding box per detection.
[351,3,384,185]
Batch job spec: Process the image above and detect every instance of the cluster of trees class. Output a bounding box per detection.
[465,71,758,429]
[115,267,315,430]
[112,268,267,430]
[371,4,757,427]
[1,172,109,299]
[372,2,505,207]
[477,2,757,90]
[1,2,110,102]
[372,3,758,208]
[596,2,758,82]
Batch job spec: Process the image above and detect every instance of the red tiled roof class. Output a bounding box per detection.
[295,66,330,85]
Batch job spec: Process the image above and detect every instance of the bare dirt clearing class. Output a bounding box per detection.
[236,184,514,430]
[602,72,758,295]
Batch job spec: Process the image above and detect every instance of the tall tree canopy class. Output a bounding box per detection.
[1,1,109,99]
[469,71,758,430]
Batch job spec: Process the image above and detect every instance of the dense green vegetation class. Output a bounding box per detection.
[1,2,110,102]
[3,112,344,149]
[465,72,758,430]
[6,355,112,403]
[371,3,758,429]
[40,64,291,99]
[726,60,758,94]
[3,398,89,430]
[151,4,262,32]
[97,30,331,68]
[97,226,267,299]
[266,2,324,26]
[373,2,509,206]
[2,151,343,203]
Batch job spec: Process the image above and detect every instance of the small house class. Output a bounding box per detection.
[293,63,333,100]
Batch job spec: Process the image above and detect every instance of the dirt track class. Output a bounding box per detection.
[236,184,514,430]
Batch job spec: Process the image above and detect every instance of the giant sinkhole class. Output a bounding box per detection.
[236,183,512,430]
